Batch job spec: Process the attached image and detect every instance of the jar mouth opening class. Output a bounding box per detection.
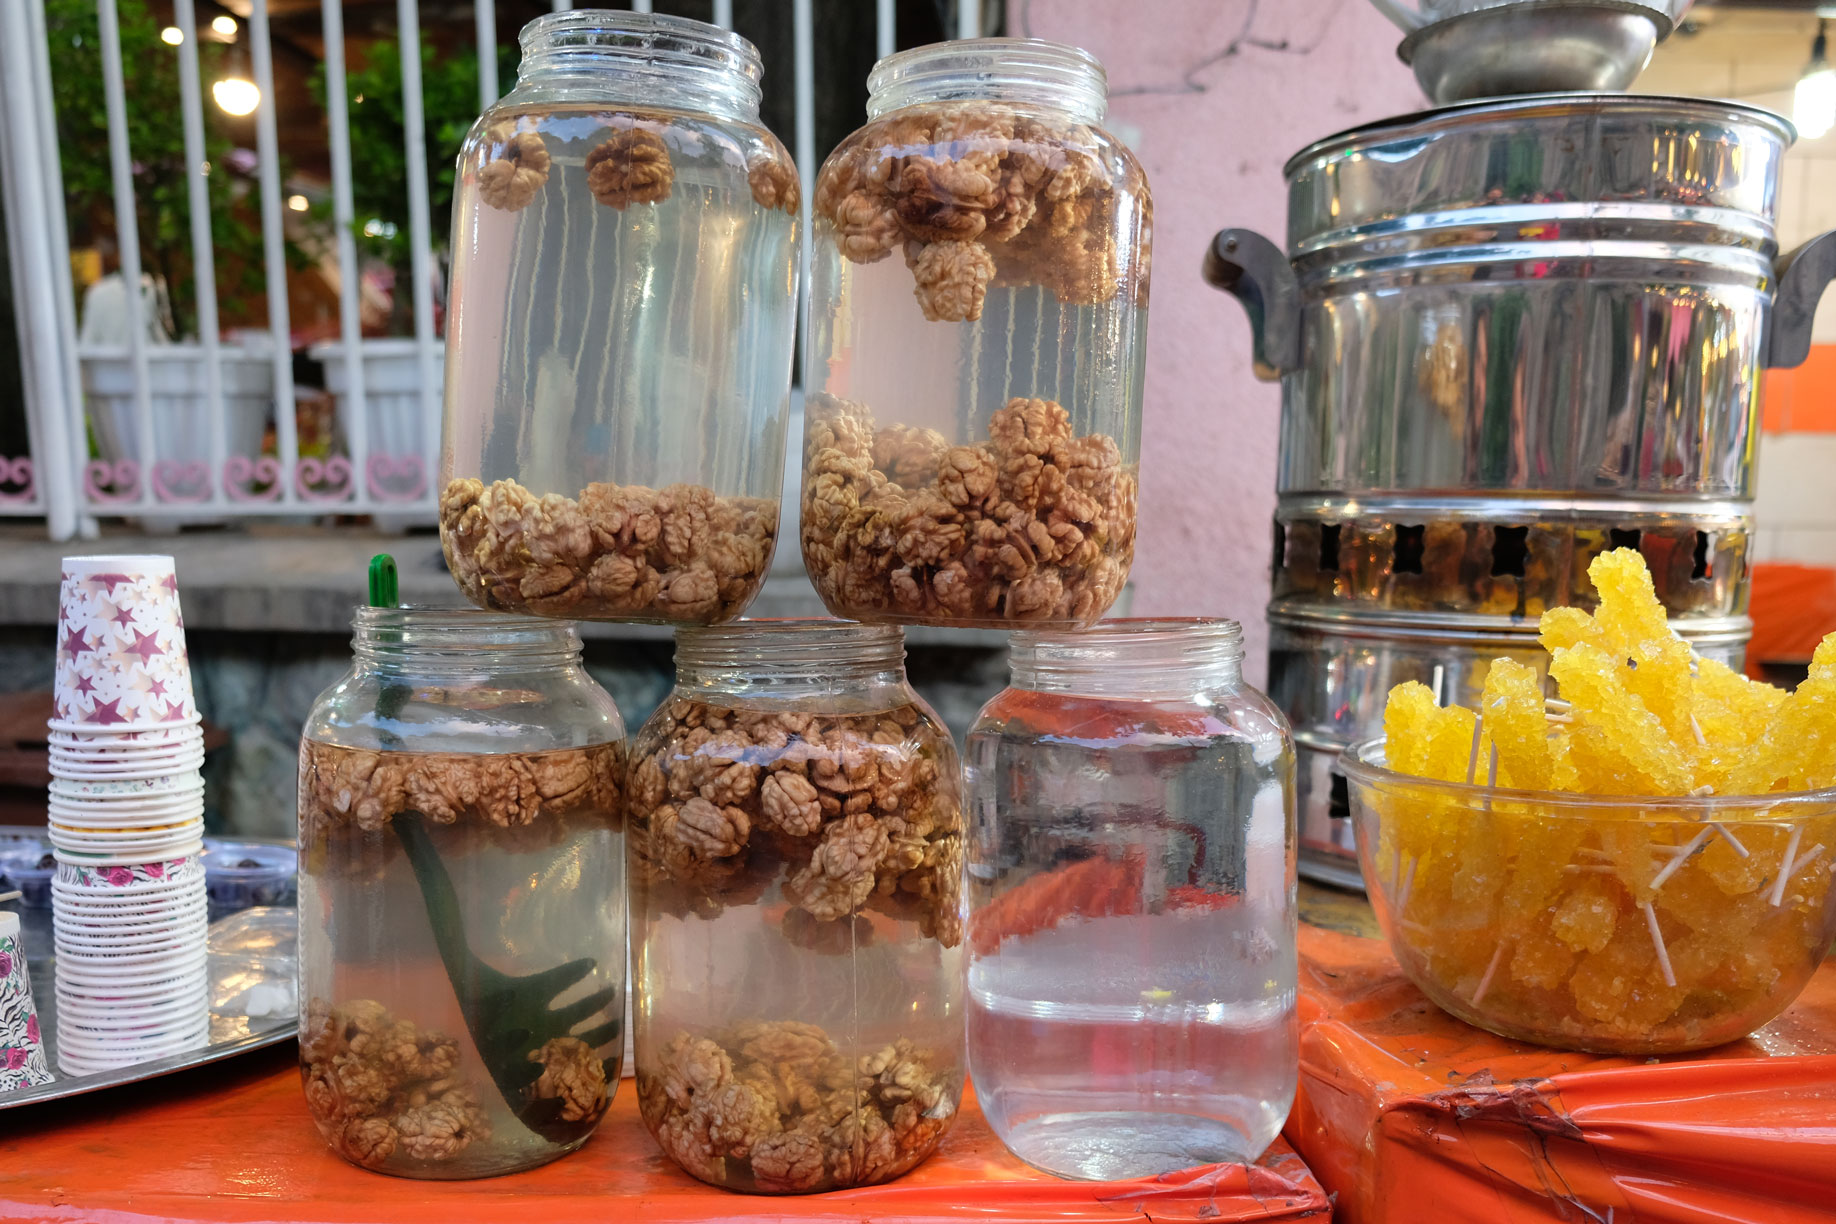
[1008,618,1245,697]
[353,606,584,659]
[674,618,906,673]
[866,38,1108,123]
[1011,617,1244,654]
[517,10,765,110]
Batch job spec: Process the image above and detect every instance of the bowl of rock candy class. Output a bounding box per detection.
[1342,548,1836,1054]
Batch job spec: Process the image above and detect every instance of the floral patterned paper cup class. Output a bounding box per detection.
[0,913,52,1092]
[53,857,202,890]
[50,556,198,733]
[49,774,205,800]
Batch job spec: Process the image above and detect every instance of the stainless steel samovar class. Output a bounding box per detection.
[1207,92,1836,887]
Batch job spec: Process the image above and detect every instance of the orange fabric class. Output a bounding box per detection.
[1285,924,1836,1224]
[1746,562,1836,674]
[0,1048,1329,1223]
[1762,344,1836,434]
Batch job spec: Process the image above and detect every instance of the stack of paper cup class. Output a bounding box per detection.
[48,556,208,1073]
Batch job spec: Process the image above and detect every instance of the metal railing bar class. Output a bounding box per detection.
[0,56,51,515]
[320,0,369,509]
[958,0,980,40]
[552,0,573,11]
[24,0,84,533]
[476,0,499,109]
[96,0,158,511]
[175,0,225,508]
[396,0,441,503]
[712,0,732,29]
[250,0,301,504]
[877,0,895,59]
[632,0,653,12]
[793,0,813,386]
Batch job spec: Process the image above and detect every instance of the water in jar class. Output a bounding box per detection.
[297,740,625,1178]
[802,101,1149,628]
[441,103,798,623]
[965,696,1297,1180]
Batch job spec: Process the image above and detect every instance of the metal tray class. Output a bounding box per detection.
[0,830,297,1111]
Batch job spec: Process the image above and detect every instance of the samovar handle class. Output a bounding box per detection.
[1202,228,1303,382]
[1767,231,1836,369]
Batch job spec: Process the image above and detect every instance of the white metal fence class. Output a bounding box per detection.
[0,0,982,540]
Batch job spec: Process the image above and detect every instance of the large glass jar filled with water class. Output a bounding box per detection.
[628,621,965,1192]
[297,609,626,1178]
[440,12,799,626]
[801,38,1149,629]
[964,619,1297,1179]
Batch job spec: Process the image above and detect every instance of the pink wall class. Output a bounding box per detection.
[1019,1,1426,682]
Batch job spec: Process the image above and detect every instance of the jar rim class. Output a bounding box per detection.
[515,10,764,114]
[1007,618,1245,698]
[866,37,1108,124]
[352,605,584,661]
[674,618,906,676]
[1010,617,1244,651]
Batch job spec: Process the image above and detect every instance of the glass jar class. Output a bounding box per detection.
[964,619,1297,1180]
[440,12,799,626]
[296,608,626,1178]
[801,38,1150,630]
[628,620,964,1193]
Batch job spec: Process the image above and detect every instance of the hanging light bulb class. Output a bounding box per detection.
[212,76,260,116]
[1795,20,1835,142]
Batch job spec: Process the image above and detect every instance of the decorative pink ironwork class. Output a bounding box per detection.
[84,459,140,504]
[224,455,284,503]
[0,457,34,506]
[366,453,427,502]
[295,456,354,503]
[150,460,211,504]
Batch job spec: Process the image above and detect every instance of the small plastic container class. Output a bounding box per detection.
[0,846,56,909]
[964,619,1297,1179]
[201,840,299,916]
[801,38,1150,629]
[628,620,965,1193]
[440,11,799,626]
[1342,737,1836,1054]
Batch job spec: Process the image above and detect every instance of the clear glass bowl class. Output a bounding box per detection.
[1341,737,1836,1055]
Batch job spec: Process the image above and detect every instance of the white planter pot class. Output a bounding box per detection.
[310,339,443,524]
[81,346,275,511]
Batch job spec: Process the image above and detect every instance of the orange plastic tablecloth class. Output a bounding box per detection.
[1286,924,1836,1224]
[0,1045,1328,1224]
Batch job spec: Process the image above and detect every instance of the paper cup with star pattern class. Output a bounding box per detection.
[50,556,197,733]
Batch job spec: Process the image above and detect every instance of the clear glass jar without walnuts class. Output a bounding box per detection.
[802,38,1150,629]
[628,620,965,1193]
[965,620,1299,1180]
[440,11,799,626]
[297,609,626,1179]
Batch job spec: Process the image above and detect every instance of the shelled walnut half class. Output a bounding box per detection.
[627,699,964,948]
[639,1021,957,1192]
[799,394,1135,626]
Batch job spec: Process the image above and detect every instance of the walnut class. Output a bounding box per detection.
[586,124,674,208]
[936,446,998,513]
[703,1081,780,1158]
[751,1127,827,1191]
[830,190,902,264]
[396,1092,490,1161]
[478,122,551,211]
[335,1117,399,1165]
[667,796,750,858]
[747,146,800,214]
[911,240,995,323]
[529,1037,609,1124]
[661,1034,733,1110]
[760,771,823,837]
[826,1105,901,1185]
[786,811,889,921]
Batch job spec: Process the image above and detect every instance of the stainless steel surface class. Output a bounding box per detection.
[0,829,298,1110]
[1770,232,1836,369]
[1400,5,1661,103]
[1273,498,1751,622]
[1273,609,1748,883]
[1370,0,1688,35]
[1207,95,1830,501]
